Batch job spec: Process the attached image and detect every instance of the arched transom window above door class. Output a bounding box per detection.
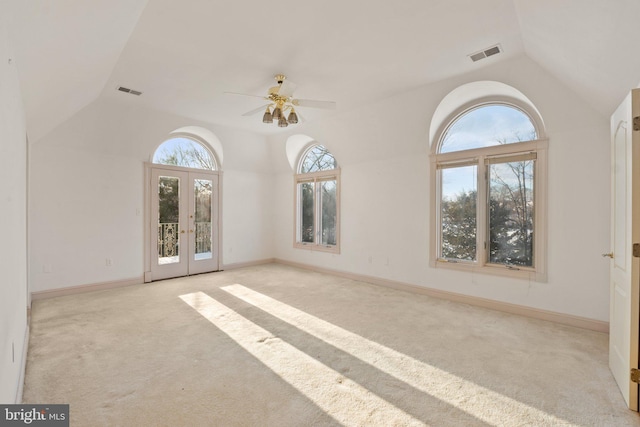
[153,137,217,170]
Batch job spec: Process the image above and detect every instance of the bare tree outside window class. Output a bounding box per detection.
[437,104,540,269]
[300,145,337,173]
[488,159,534,266]
[153,138,215,170]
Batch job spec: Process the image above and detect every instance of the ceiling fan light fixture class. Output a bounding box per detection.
[262,106,273,123]
[287,108,298,124]
[272,106,283,120]
[230,74,336,127]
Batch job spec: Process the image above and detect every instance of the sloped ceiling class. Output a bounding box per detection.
[8,0,149,142]
[7,0,640,141]
[514,0,640,118]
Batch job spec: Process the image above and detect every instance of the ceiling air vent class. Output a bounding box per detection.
[468,44,502,62]
[117,86,142,96]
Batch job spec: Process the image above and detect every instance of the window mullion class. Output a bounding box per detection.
[315,178,321,245]
[477,155,488,266]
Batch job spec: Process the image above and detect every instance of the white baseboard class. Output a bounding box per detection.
[29,260,275,301]
[222,258,276,271]
[30,276,144,302]
[26,260,609,333]
[274,259,609,333]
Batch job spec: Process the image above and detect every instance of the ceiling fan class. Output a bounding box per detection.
[226,74,336,127]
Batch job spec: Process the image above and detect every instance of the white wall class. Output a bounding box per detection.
[26,53,614,323]
[271,55,611,322]
[216,126,275,265]
[0,8,28,403]
[29,97,273,293]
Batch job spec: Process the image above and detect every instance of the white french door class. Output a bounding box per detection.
[609,88,640,410]
[149,166,220,281]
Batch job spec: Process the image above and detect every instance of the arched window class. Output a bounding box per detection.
[299,145,338,173]
[295,144,340,252]
[439,104,537,153]
[153,137,217,170]
[431,100,547,281]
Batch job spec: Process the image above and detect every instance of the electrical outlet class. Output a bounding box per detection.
[105,258,112,267]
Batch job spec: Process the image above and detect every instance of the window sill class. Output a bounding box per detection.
[294,243,340,254]
[432,258,546,282]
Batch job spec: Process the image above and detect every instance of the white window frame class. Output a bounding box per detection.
[294,145,341,253]
[430,102,548,281]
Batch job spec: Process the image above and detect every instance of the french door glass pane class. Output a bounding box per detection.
[299,182,315,243]
[488,160,534,266]
[440,165,477,261]
[320,179,337,245]
[194,179,213,260]
[158,176,180,265]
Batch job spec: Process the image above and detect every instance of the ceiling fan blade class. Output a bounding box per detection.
[292,99,337,110]
[242,104,271,117]
[278,79,297,97]
[225,91,268,100]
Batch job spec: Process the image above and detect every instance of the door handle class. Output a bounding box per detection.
[180,230,185,234]
[189,229,194,233]
[602,252,613,258]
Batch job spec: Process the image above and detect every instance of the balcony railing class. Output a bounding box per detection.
[158,222,212,258]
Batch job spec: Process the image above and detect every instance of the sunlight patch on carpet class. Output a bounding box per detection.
[221,284,573,426]
[179,291,425,427]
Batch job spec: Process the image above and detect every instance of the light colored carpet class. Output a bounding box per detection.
[23,263,639,426]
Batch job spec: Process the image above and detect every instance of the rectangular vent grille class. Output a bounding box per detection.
[469,52,486,62]
[469,44,502,62]
[117,86,142,96]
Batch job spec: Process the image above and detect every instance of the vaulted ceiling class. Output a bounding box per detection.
[7,0,640,141]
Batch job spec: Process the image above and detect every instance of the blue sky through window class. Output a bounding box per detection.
[439,105,536,199]
[441,165,477,200]
[440,105,536,154]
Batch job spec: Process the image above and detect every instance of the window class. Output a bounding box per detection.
[153,137,217,170]
[431,103,547,280]
[295,144,340,253]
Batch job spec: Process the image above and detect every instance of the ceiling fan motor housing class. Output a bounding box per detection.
[269,74,286,95]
